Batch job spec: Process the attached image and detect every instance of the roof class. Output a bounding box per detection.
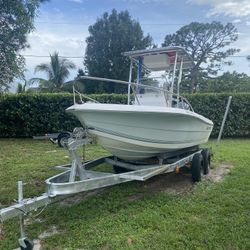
[123,46,193,71]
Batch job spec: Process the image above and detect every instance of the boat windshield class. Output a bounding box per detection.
[134,76,192,111]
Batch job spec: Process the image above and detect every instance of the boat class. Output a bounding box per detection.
[67,46,213,161]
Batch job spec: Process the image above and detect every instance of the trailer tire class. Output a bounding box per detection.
[191,153,204,182]
[113,165,131,174]
[57,132,71,147]
[20,238,34,250]
[201,149,211,175]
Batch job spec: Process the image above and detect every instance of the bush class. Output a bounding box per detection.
[0,93,249,138]
[184,93,250,138]
[0,93,127,137]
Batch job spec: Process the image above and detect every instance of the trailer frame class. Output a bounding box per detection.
[0,131,210,249]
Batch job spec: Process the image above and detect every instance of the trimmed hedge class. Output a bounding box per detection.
[184,93,250,138]
[0,93,249,138]
[0,93,127,137]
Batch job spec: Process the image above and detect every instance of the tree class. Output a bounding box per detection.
[16,83,25,93]
[199,71,250,93]
[16,79,28,93]
[62,69,86,93]
[74,69,92,93]
[0,0,46,92]
[30,52,76,92]
[84,9,152,94]
[162,22,239,93]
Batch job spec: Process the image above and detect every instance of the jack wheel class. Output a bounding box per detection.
[20,238,34,250]
[191,153,204,182]
[201,149,211,175]
[57,132,71,147]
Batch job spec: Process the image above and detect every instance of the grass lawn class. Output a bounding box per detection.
[0,139,250,249]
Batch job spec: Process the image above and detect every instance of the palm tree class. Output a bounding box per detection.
[30,52,76,92]
[16,82,27,93]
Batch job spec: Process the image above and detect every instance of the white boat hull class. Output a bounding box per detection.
[67,104,213,160]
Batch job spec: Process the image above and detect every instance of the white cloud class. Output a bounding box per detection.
[28,32,84,49]
[189,0,250,18]
[120,0,173,4]
[69,0,83,3]
[23,31,86,81]
[21,10,89,81]
[232,19,241,24]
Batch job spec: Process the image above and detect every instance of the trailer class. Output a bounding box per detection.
[32,131,72,147]
[0,128,211,250]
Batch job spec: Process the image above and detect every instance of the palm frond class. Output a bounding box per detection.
[28,77,48,86]
[34,63,53,79]
[33,51,76,92]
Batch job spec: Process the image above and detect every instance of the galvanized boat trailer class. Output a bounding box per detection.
[0,128,210,250]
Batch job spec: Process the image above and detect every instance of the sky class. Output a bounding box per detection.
[18,0,250,90]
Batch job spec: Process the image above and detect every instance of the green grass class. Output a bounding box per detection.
[0,139,250,249]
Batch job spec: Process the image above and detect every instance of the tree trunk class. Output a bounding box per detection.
[190,68,198,93]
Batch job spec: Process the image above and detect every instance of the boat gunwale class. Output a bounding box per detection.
[66,103,214,126]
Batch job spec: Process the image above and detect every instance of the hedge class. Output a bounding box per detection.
[184,93,250,138]
[0,93,249,138]
[0,93,127,137]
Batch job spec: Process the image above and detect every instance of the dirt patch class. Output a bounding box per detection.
[14,225,61,250]
[24,217,43,226]
[136,172,193,197]
[32,225,61,250]
[127,163,233,200]
[127,193,145,201]
[126,172,193,201]
[205,163,233,182]
[38,225,61,239]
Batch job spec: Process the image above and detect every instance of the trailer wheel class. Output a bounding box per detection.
[113,165,131,174]
[191,153,204,182]
[20,238,34,250]
[57,132,71,147]
[201,149,211,175]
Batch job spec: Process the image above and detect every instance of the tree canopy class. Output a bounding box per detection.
[83,9,152,94]
[198,71,250,93]
[29,52,76,92]
[0,0,46,92]
[162,21,239,93]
